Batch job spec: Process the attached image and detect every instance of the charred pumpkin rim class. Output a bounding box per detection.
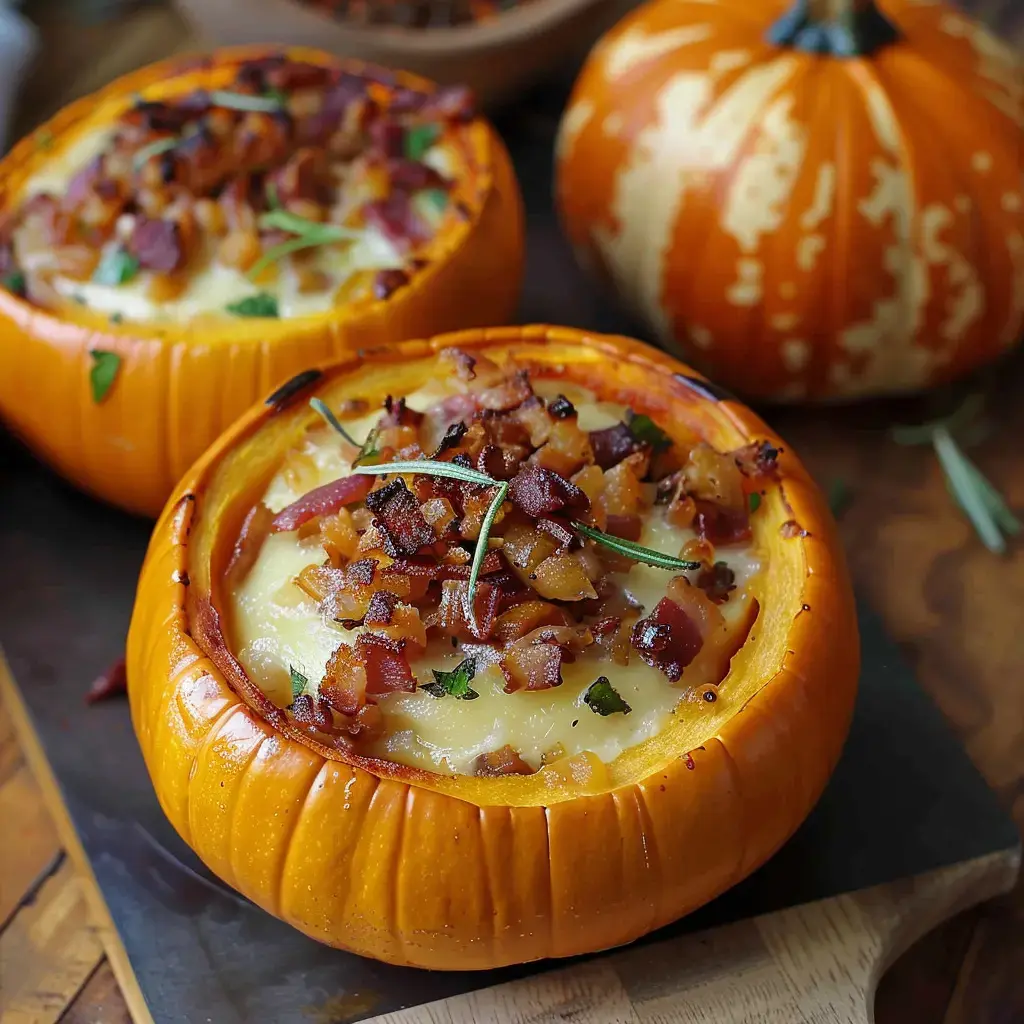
[153,325,850,807]
[0,45,499,344]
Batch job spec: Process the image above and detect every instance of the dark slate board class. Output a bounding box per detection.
[0,51,1019,1024]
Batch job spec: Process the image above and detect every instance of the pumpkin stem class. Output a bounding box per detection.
[768,0,901,57]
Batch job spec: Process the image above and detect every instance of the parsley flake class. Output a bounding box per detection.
[88,350,122,403]
[404,123,441,162]
[584,677,631,716]
[226,293,279,318]
[420,188,448,214]
[421,658,479,700]
[1,271,25,295]
[748,492,762,513]
[289,666,308,702]
[93,248,140,286]
[626,410,672,453]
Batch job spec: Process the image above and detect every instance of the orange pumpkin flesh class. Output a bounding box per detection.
[555,0,1023,402]
[127,325,858,969]
[0,47,524,518]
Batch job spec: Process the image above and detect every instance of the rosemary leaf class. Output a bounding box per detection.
[310,397,362,447]
[353,459,496,488]
[465,481,508,626]
[209,90,284,113]
[247,236,324,280]
[933,427,1006,554]
[258,208,363,242]
[132,136,177,171]
[572,521,701,571]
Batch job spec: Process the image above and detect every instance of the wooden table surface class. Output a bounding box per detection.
[1,2,1022,1022]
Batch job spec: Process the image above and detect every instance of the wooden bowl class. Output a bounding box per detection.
[173,0,630,108]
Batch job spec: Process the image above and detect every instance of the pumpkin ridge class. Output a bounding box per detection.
[269,757,328,920]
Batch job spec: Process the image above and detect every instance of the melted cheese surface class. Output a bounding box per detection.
[16,126,455,323]
[230,384,762,775]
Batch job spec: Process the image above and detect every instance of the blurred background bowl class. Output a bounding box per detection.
[172,0,633,108]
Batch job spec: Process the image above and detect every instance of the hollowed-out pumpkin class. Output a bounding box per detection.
[555,0,1024,402]
[127,324,858,969]
[0,47,523,517]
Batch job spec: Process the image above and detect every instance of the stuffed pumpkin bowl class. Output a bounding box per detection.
[127,324,859,969]
[0,46,523,518]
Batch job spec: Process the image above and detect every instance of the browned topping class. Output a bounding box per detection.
[474,744,534,776]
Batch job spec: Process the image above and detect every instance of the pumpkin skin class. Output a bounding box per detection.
[555,0,1024,402]
[126,324,859,969]
[0,47,524,518]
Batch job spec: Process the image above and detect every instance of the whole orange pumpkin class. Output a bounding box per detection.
[127,324,858,968]
[0,47,523,518]
[555,0,1024,401]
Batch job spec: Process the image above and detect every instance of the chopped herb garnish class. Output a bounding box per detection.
[584,677,631,716]
[827,478,851,517]
[419,188,448,214]
[572,521,701,570]
[421,658,478,700]
[88,349,121,403]
[263,87,288,106]
[354,424,381,468]
[404,123,441,162]
[226,292,279,318]
[310,397,381,467]
[132,136,178,171]
[1,271,25,295]
[209,90,284,113]
[289,666,308,702]
[626,410,672,453]
[748,492,762,513]
[109,312,124,325]
[893,395,1019,555]
[93,248,140,286]
[248,209,363,279]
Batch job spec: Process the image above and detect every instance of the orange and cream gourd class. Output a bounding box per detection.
[555,0,1024,401]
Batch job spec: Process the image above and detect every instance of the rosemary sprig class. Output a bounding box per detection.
[893,395,1019,555]
[132,136,177,171]
[248,209,364,279]
[571,521,701,570]
[310,397,362,447]
[352,459,495,488]
[208,90,284,113]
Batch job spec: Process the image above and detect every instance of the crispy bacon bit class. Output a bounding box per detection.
[85,656,128,704]
[422,84,475,122]
[226,502,274,583]
[373,267,409,299]
[508,465,589,519]
[363,192,428,248]
[693,500,751,547]
[291,694,335,732]
[381,395,424,429]
[589,423,642,470]
[364,589,398,625]
[438,579,501,640]
[357,634,416,694]
[697,561,736,603]
[548,394,576,419]
[631,597,705,682]
[348,558,377,585]
[431,421,468,458]
[365,478,434,557]
[127,216,183,273]
[733,440,781,480]
[477,369,534,413]
[271,475,373,532]
[320,643,367,715]
[475,745,534,777]
[536,516,578,551]
[476,442,519,481]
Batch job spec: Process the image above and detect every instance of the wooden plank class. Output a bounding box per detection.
[0,858,104,1023]
[0,658,154,1024]
[60,961,134,1024]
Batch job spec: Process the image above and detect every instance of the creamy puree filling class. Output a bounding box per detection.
[226,352,774,776]
[1,56,473,322]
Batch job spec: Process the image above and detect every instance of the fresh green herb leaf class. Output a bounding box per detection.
[248,209,363,278]
[421,658,478,700]
[310,397,361,446]
[209,90,284,113]
[226,292,279,318]
[419,188,448,214]
[572,521,701,570]
[109,312,124,325]
[584,676,631,716]
[132,136,178,171]
[354,424,381,468]
[289,666,308,701]
[404,122,441,162]
[93,248,140,286]
[34,129,54,151]
[353,458,496,488]
[88,349,121,403]
[265,180,281,210]
[626,410,672,453]
[263,87,288,106]
[1,271,25,295]
[892,395,1017,555]
[748,492,762,514]
[827,478,851,518]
